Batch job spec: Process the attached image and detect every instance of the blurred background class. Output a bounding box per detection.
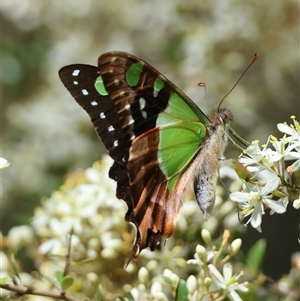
[2,0,299,281]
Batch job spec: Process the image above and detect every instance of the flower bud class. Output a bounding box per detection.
[229,238,242,256]
[138,267,149,283]
[201,229,212,245]
[186,275,197,293]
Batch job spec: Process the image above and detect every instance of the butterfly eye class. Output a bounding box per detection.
[218,108,234,124]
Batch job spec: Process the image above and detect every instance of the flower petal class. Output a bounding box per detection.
[228,290,244,301]
[223,263,233,281]
[230,192,249,203]
[263,198,286,213]
[208,264,226,289]
[277,123,294,135]
[250,203,262,228]
[292,159,300,172]
[261,177,280,195]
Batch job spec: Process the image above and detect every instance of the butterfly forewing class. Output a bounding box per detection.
[59,65,131,165]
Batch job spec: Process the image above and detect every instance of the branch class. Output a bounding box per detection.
[0,283,81,301]
[64,230,73,277]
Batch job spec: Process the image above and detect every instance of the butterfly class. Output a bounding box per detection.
[59,51,233,262]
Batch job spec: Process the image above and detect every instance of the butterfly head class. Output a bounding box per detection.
[209,107,234,128]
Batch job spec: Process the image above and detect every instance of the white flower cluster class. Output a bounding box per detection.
[32,155,127,261]
[186,229,247,301]
[29,156,135,297]
[230,116,300,231]
[127,229,247,301]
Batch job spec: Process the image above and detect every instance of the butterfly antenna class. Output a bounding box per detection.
[217,53,259,112]
[198,82,213,122]
[198,82,208,101]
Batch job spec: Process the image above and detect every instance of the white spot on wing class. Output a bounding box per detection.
[113,140,118,147]
[141,110,147,119]
[128,116,134,125]
[91,101,98,106]
[125,103,131,110]
[111,57,117,64]
[73,81,78,85]
[139,97,146,110]
[114,79,120,86]
[72,70,80,76]
[82,89,88,95]
[108,125,114,132]
[100,112,106,119]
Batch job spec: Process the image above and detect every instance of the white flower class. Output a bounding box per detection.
[187,244,215,266]
[0,157,10,169]
[230,177,286,229]
[239,141,281,178]
[208,263,248,301]
[8,225,35,252]
[271,136,300,172]
[293,196,300,209]
[277,116,300,144]
[272,138,300,160]
[239,143,263,174]
[286,151,300,172]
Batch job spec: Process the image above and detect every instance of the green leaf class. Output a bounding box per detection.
[54,270,64,285]
[246,238,266,273]
[125,293,135,301]
[0,277,10,284]
[175,279,188,301]
[96,284,105,301]
[61,275,74,290]
[161,275,174,285]
[77,257,95,265]
[10,254,20,281]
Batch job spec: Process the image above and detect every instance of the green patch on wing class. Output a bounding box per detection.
[157,92,208,190]
[153,77,165,96]
[157,92,210,126]
[95,76,108,96]
[158,121,207,190]
[126,62,144,87]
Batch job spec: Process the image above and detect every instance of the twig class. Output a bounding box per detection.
[0,283,81,301]
[64,229,73,277]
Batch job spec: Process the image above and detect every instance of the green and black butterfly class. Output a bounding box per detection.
[59,51,234,262]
